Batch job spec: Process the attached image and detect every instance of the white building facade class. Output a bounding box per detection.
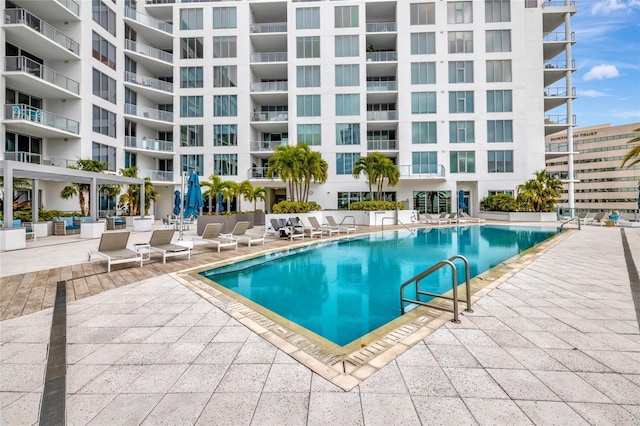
[1,0,577,217]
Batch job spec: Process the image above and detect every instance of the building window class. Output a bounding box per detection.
[5,132,42,162]
[336,153,360,175]
[450,151,475,173]
[411,62,436,84]
[488,150,513,173]
[487,60,512,82]
[92,105,116,138]
[411,33,436,55]
[180,96,203,117]
[335,64,359,87]
[449,121,475,143]
[297,124,321,146]
[297,66,320,87]
[487,90,513,112]
[124,152,136,169]
[447,2,473,24]
[488,189,514,196]
[92,68,116,104]
[92,32,116,69]
[448,61,474,83]
[92,0,116,36]
[485,0,510,23]
[214,154,237,176]
[410,3,435,25]
[180,125,203,147]
[297,36,321,58]
[180,8,203,30]
[213,7,236,29]
[449,91,474,113]
[213,66,237,88]
[335,35,358,57]
[296,95,321,117]
[180,37,203,59]
[336,123,360,145]
[448,31,473,53]
[412,122,437,144]
[412,152,438,174]
[182,155,203,175]
[214,95,238,117]
[213,36,237,58]
[487,120,513,142]
[92,142,116,171]
[335,5,358,28]
[180,67,203,88]
[297,7,320,29]
[486,30,511,52]
[412,92,437,114]
[337,191,395,209]
[213,124,237,147]
[336,94,360,116]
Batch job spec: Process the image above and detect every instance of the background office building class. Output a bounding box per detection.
[1,0,577,217]
[546,123,640,213]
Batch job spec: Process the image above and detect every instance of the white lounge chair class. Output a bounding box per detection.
[325,215,357,234]
[193,223,238,251]
[585,211,606,226]
[458,212,485,223]
[88,231,143,272]
[419,214,448,225]
[221,221,265,246]
[148,229,191,263]
[308,216,339,236]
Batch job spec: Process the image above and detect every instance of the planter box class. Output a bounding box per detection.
[80,221,105,239]
[133,217,153,232]
[125,215,154,227]
[477,212,558,222]
[0,228,26,251]
[33,222,48,238]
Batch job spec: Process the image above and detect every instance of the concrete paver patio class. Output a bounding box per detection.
[1,223,639,425]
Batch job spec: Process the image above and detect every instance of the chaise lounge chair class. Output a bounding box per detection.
[221,221,265,246]
[419,214,448,225]
[192,223,238,251]
[325,215,357,234]
[148,229,191,263]
[88,231,143,273]
[458,212,485,223]
[308,216,339,236]
[585,211,606,226]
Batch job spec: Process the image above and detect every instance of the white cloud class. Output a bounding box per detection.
[591,0,640,15]
[583,64,620,81]
[580,89,608,97]
[612,110,640,119]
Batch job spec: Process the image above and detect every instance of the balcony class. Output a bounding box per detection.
[398,164,446,179]
[138,169,174,182]
[4,9,80,60]
[251,111,288,122]
[124,104,173,131]
[544,114,576,136]
[542,1,577,34]
[367,140,398,151]
[249,140,284,156]
[544,59,576,86]
[366,22,397,33]
[544,87,576,111]
[543,31,576,61]
[125,136,174,157]
[250,52,287,63]
[366,51,397,62]
[4,56,80,99]
[124,6,172,35]
[247,167,273,180]
[366,81,397,92]
[9,0,79,21]
[124,71,173,102]
[124,39,173,69]
[4,151,76,168]
[250,23,287,33]
[367,110,398,121]
[250,81,288,92]
[4,104,79,137]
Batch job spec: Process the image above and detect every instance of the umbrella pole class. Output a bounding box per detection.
[179,172,186,241]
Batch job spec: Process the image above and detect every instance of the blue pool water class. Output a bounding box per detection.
[200,225,559,346]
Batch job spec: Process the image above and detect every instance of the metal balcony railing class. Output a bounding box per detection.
[544,59,576,70]
[543,31,576,42]
[56,0,79,16]
[250,140,284,151]
[367,110,398,121]
[124,6,172,34]
[125,39,173,64]
[5,9,80,55]
[125,136,174,153]
[366,81,397,91]
[250,81,288,92]
[366,51,398,62]
[248,167,277,179]
[366,22,397,32]
[367,140,398,150]
[250,52,287,63]
[398,164,446,178]
[542,0,576,8]
[251,111,288,122]
[146,0,175,4]
[5,104,79,134]
[124,71,173,93]
[138,169,173,181]
[545,114,576,125]
[5,56,79,95]
[3,151,76,168]
[124,104,174,122]
[250,22,287,33]
[545,87,576,97]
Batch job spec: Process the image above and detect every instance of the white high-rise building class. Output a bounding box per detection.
[1,0,577,217]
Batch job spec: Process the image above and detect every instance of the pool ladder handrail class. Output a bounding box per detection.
[399,254,473,323]
[381,216,415,235]
[560,216,581,230]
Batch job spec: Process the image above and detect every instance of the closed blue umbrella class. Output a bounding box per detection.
[173,190,181,216]
[458,189,466,212]
[183,172,204,219]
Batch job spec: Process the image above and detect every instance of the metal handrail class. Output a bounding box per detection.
[400,255,473,322]
[560,216,581,230]
[381,216,415,235]
[340,215,356,226]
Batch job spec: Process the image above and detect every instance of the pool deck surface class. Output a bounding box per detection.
[1,222,640,425]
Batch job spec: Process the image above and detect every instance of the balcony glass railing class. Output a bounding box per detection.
[367,110,398,121]
[543,31,576,42]
[125,136,174,152]
[545,114,576,125]
[367,140,398,150]
[250,52,287,63]
[138,169,173,182]
[250,81,288,92]
[544,59,576,70]
[251,111,288,122]
[56,0,79,16]
[250,140,284,151]
[4,151,76,168]
[125,71,173,93]
[366,81,397,91]
[366,51,397,62]
[124,104,174,122]
[250,22,287,33]
[544,87,576,97]
[125,39,173,64]
[248,167,277,180]
[5,9,80,55]
[542,0,576,8]
[5,104,79,134]
[125,6,172,34]
[146,0,175,4]
[398,164,446,178]
[366,22,397,32]
[5,56,80,95]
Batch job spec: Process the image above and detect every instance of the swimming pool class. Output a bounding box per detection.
[199,225,560,346]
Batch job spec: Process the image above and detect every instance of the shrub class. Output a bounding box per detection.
[349,200,404,211]
[272,200,322,213]
[7,210,77,222]
[479,194,519,212]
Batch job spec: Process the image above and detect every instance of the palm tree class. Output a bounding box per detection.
[266,144,328,202]
[298,145,328,202]
[200,174,229,214]
[222,181,239,213]
[60,159,108,216]
[0,177,32,211]
[376,157,400,201]
[352,154,381,200]
[237,180,254,213]
[267,144,301,201]
[621,127,640,168]
[247,186,267,211]
[352,152,399,200]
[516,169,563,212]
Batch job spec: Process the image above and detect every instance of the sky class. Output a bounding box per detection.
[568,0,640,128]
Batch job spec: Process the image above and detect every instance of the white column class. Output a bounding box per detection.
[565,12,575,216]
